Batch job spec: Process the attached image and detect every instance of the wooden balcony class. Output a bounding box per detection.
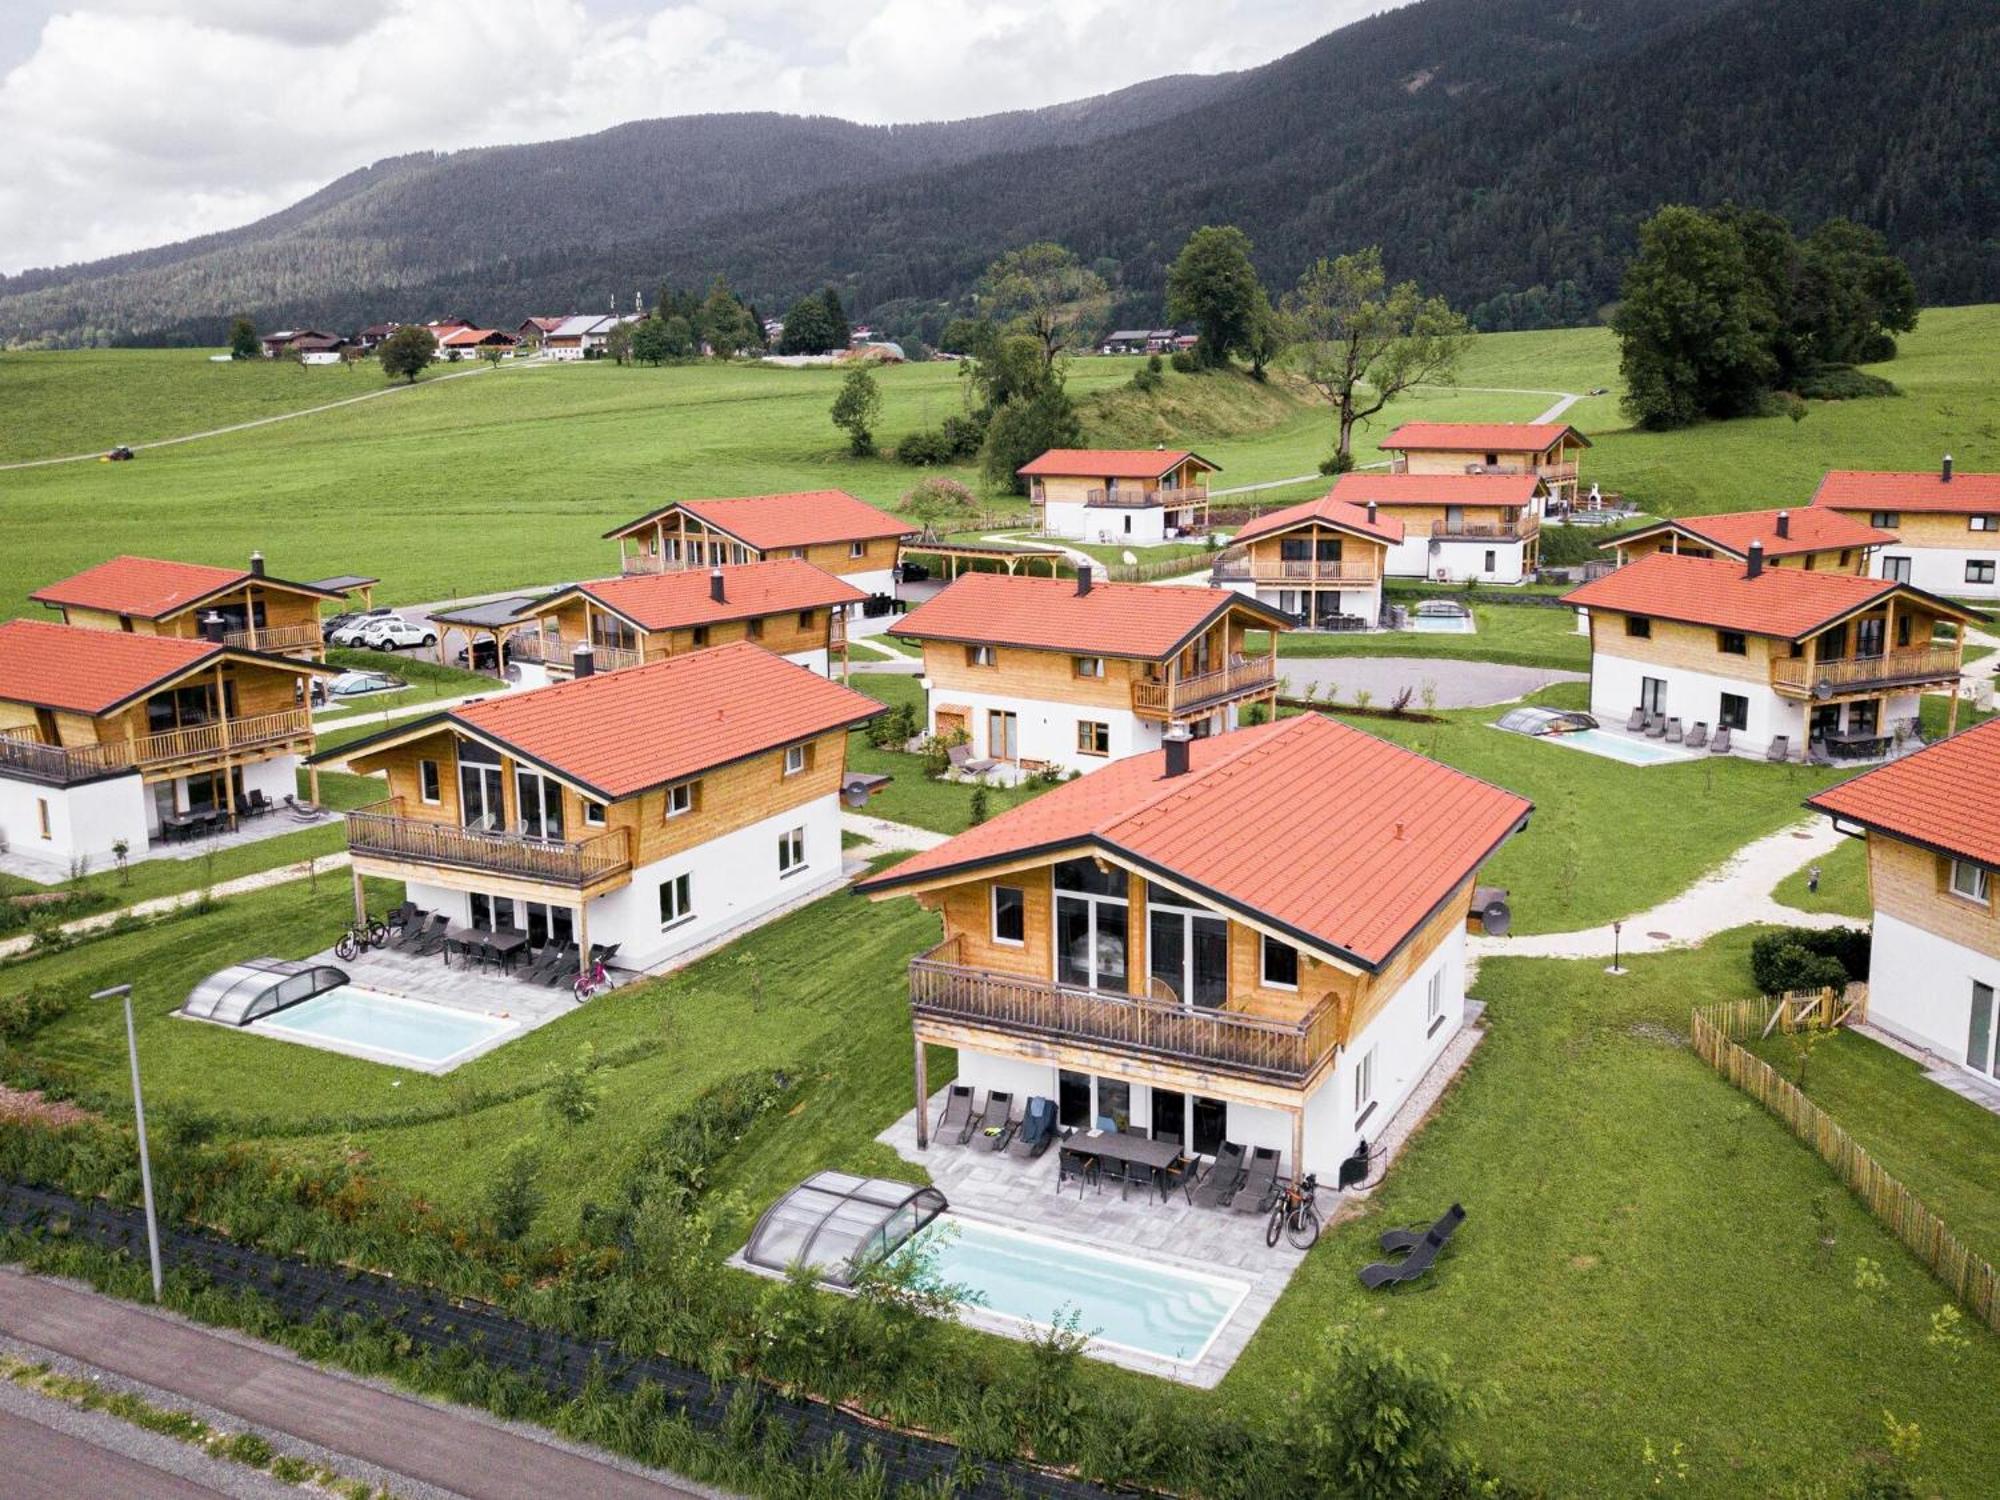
[345,799,633,888]
[620,551,688,576]
[0,707,314,785]
[1131,656,1276,719]
[1083,483,1208,508]
[909,941,1339,1085]
[220,621,325,655]
[1770,646,1962,698]
[1210,555,1381,585]
[1389,458,1577,483]
[1430,518,1538,541]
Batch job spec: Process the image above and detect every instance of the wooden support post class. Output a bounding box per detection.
[913,1035,930,1150]
[1290,1107,1307,1184]
[1949,630,1965,736]
[351,865,366,924]
[576,901,591,985]
[308,762,322,804]
[437,628,447,668]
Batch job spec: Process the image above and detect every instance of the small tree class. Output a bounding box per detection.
[378,324,437,384]
[1165,224,1270,369]
[486,1140,542,1241]
[1289,1331,1485,1499]
[544,1042,602,1127]
[227,316,259,361]
[968,785,990,826]
[900,475,977,531]
[603,321,635,366]
[980,242,1107,373]
[831,368,882,456]
[778,294,836,355]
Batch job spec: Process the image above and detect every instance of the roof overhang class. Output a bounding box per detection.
[6,643,334,719]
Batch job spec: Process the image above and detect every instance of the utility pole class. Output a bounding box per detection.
[92,984,163,1301]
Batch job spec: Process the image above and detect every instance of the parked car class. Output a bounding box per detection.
[356,617,437,651]
[328,668,406,698]
[324,607,395,643]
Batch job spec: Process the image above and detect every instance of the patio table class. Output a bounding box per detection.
[446,926,529,972]
[1060,1130,1182,1199]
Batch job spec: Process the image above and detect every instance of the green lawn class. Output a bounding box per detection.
[1227,930,2000,1497]
[316,649,498,722]
[1268,600,1590,672]
[1772,834,1871,918]
[843,673,1055,835]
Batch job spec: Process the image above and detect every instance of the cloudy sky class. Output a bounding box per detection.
[0,0,1390,275]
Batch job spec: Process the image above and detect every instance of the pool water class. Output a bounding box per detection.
[906,1216,1249,1364]
[254,987,515,1069]
[1542,728,1696,766]
[1405,613,1476,634]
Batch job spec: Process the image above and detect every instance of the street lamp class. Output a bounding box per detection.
[91,984,162,1301]
[1607,920,1626,977]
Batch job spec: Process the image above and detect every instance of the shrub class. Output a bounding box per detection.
[1130,354,1165,393]
[1318,449,1356,476]
[485,1140,543,1241]
[1795,364,1900,401]
[1749,926,1870,994]
[0,984,75,1040]
[1168,350,1199,374]
[1286,1332,1486,1499]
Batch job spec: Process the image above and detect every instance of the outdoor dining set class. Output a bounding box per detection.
[375,901,619,988]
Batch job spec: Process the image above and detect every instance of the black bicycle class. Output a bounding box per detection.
[334,913,391,962]
[1265,1172,1322,1249]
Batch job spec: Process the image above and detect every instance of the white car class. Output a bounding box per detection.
[328,616,389,647]
[355,617,437,651]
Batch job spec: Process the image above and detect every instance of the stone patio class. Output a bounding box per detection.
[874,1003,1488,1386]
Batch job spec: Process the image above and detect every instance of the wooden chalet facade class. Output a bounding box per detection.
[1603,507,1890,574]
[1210,492,1405,628]
[1019,449,1218,545]
[32,554,342,661]
[1813,462,2000,600]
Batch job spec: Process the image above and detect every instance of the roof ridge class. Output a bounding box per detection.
[1096,716,1305,836]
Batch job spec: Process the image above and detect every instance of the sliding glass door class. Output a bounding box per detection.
[458,742,504,832]
[1147,883,1228,1008]
[515,768,565,842]
[1054,858,1127,993]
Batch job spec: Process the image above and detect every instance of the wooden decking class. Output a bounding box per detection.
[1131,657,1276,719]
[345,799,634,888]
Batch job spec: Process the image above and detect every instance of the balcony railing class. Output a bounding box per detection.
[1131,655,1276,718]
[1210,556,1381,585]
[0,708,314,785]
[1430,518,1537,541]
[1388,458,1578,483]
[220,621,325,655]
[1083,483,1209,509]
[345,799,634,887]
[620,551,691,576]
[1770,645,1962,697]
[909,940,1339,1084]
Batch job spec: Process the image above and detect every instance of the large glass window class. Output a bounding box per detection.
[457,741,504,831]
[1150,1087,1185,1144]
[1191,1096,1227,1156]
[1147,883,1228,1008]
[1950,859,1990,904]
[1055,857,1127,992]
[1719,693,1749,731]
[515,768,565,841]
[1058,1069,1092,1130]
[1261,934,1300,989]
[992,885,1025,946]
[1096,1078,1131,1131]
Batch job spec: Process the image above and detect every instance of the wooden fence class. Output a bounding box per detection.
[1691,998,2000,1336]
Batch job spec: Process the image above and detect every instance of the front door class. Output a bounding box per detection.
[1150,1087,1186,1144]
[1969,982,1999,1078]
[1640,676,1667,715]
[1444,504,1465,534]
[987,710,1019,762]
[1855,617,1886,659]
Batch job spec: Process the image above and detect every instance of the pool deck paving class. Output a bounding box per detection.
[1279,656,1584,710]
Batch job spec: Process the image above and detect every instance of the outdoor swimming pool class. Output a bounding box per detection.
[253,987,516,1070]
[1539,728,1697,766]
[906,1216,1250,1365]
[1405,613,1476,634]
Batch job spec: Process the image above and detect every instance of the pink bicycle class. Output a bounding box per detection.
[572,954,610,1002]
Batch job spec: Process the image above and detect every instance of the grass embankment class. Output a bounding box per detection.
[1266,600,1590,672]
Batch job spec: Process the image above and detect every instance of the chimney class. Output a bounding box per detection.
[200,611,226,643]
[1075,568,1094,597]
[1943,454,1954,483]
[1394,820,1406,841]
[1162,724,1191,778]
[1774,510,1789,539]
[1366,501,1379,526]
[1746,539,1765,580]
[249,550,266,577]
[710,566,726,604]
[571,643,595,678]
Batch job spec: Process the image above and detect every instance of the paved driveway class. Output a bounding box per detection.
[1281,656,1584,710]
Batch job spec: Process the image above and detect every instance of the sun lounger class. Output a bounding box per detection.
[1360,1202,1466,1289]
[1377,1202,1467,1254]
[1709,726,1732,755]
[957,1089,991,1145]
[1625,707,1646,732]
[534,942,578,984]
[1765,735,1790,763]
[937,1084,974,1141]
[1230,1146,1281,1215]
[982,1093,1022,1151]
[1008,1096,1057,1159]
[1684,722,1708,749]
[947,743,998,777]
[1664,717,1683,743]
[282,793,325,821]
[1808,737,1834,766]
[1644,713,1667,739]
[1191,1141,1247,1209]
[413,913,451,957]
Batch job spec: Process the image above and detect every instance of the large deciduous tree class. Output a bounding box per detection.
[697,276,758,357]
[227,316,258,360]
[1614,205,1778,429]
[778,294,837,355]
[831,367,883,455]
[980,243,1107,373]
[377,324,437,384]
[1165,225,1271,369]
[1283,248,1471,465]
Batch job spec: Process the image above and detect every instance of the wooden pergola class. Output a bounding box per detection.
[901,538,1069,580]
[425,596,544,679]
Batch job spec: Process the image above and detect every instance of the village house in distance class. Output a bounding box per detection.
[1208,491,1404,630]
[1382,419,1590,513]
[1811,459,2000,599]
[31,553,355,660]
[1021,449,1218,545]
[1807,718,2000,1089]
[857,713,1532,1181]
[1601,506,1891,573]
[892,572,1289,774]
[1323,471,1547,585]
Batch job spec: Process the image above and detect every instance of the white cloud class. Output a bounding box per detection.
[0,0,1374,274]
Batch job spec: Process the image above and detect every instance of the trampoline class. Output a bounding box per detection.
[743,1171,948,1286]
[182,957,349,1026]
[1494,705,1598,737]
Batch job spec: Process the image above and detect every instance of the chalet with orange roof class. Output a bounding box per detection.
[1807,718,2000,1083]
[603,490,916,637]
[437,326,519,360]
[318,641,880,973]
[32,553,347,660]
[0,619,330,870]
[1562,550,1980,761]
[1811,458,2000,599]
[1325,471,1548,584]
[892,572,1291,774]
[1018,448,1218,544]
[1382,420,1589,511]
[509,560,865,681]
[1209,491,1404,629]
[1603,506,1889,574]
[857,713,1532,1179]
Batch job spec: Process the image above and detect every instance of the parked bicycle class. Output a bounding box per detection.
[572,953,610,1002]
[1265,1172,1321,1250]
[334,913,391,962]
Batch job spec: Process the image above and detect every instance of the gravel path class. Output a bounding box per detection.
[1280,656,1584,709]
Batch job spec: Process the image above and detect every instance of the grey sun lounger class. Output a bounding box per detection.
[1684,722,1709,749]
[412,913,452,957]
[1378,1202,1467,1254]
[1008,1096,1057,1158]
[937,1084,975,1141]
[974,1090,1016,1149]
[1626,707,1646,732]
[1665,717,1683,743]
[1191,1141,1247,1208]
[1765,734,1790,763]
[1361,1202,1466,1289]
[958,1088,995,1145]
[1709,726,1732,755]
[1644,713,1667,738]
[1230,1145,1281,1215]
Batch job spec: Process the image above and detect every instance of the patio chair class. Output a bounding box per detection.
[413,914,452,957]
[947,743,998,777]
[937,1084,975,1141]
[1360,1203,1466,1290]
[1808,737,1834,766]
[1008,1096,1057,1159]
[1377,1202,1467,1255]
[1683,722,1709,749]
[1625,707,1646,732]
[384,902,419,940]
[1159,1151,1205,1206]
[1765,735,1790,763]
[1230,1146,1281,1215]
[443,937,471,969]
[1057,1139,1098,1197]
[974,1091,1016,1150]
[1644,713,1667,739]
[248,789,273,817]
[1709,726,1733,755]
[1117,1156,1160,1201]
[1191,1141,1247,1209]
[1664,717,1683,744]
[1094,1114,1119,1134]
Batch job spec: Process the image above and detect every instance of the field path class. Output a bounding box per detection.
[0,360,512,471]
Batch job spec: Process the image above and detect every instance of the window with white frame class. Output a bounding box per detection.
[666,780,697,818]
[1261,934,1299,989]
[1426,967,1445,1034]
[992,885,1026,945]
[1973,516,2000,532]
[784,743,809,776]
[1353,1045,1377,1124]
[778,826,806,875]
[849,540,866,559]
[583,799,606,827]
[966,644,997,667]
[419,759,441,804]
[658,873,692,928]
[1073,655,1105,678]
[1949,859,1990,904]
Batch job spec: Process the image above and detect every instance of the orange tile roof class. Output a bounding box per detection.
[1230,492,1406,547]
[0,618,224,714]
[1813,469,2000,515]
[435,641,880,799]
[539,560,867,633]
[1382,422,1589,453]
[1559,552,1979,639]
[891,573,1288,658]
[1017,448,1217,479]
[859,714,1532,970]
[1808,718,2000,869]
[1607,507,1894,560]
[1326,472,1543,509]
[31,555,338,619]
[605,491,917,550]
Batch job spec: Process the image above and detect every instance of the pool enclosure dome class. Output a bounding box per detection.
[743,1171,947,1286]
[182,957,349,1026]
[1494,705,1598,737]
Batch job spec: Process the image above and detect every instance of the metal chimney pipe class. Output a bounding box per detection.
[249,550,266,577]
[1775,510,1789,539]
[1943,454,1954,483]
[1162,724,1191,778]
[710,567,726,603]
[572,643,595,678]
[1076,569,1094,597]
[1746,539,1765,580]
[200,611,226,643]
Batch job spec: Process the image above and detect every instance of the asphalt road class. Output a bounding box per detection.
[0,1269,717,1500]
[1,1405,239,1498]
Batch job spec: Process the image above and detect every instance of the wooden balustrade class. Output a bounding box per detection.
[909,944,1339,1084]
[1131,656,1275,717]
[221,621,325,654]
[1083,483,1209,508]
[1210,556,1380,584]
[0,708,314,784]
[1429,518,1537,540]
[1770,645,1962,697]
[345,799,633,886]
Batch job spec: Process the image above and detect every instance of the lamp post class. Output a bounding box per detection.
[1607,920,1626,977]
[91,984,162,1301]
